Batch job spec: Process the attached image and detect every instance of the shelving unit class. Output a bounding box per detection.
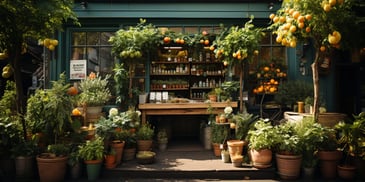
[149,46,225,100]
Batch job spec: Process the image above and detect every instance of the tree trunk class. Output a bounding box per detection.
[10,42,27,140]
[311,50,320,122]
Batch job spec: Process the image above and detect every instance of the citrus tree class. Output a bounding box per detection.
[213,17,264,112]
[268,0,357,120]
[0,0,79,139]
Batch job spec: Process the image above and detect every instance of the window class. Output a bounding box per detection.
[71,31,115,76]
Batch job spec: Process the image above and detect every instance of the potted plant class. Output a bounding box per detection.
[247,118,276,169]
[136,122,155,151]
[25,73,77,182]
[78,136,105,181]
[67,144,82,180]
[335,112,365,180]
[78,72,112,123]
[210,122,228,157]
[157,129,168,151]
[294,116,330,178]
[104,147,117,169]
[272,121,304,180]
[11,138,39,180]
[316,125,342,180]
[36,143,70,182]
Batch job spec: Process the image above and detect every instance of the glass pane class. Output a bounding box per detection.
[99,47,114,74]
[72,32,86,45]
[100,32,114,45]
[71,47,86,60]
[87,32,100,45]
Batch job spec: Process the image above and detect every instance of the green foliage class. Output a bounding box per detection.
[136,123,154,140]
[295,117,330,167]
[109,18,161,61]
[210,122,228,144]
[335,112,365,161]
[78,136,105,161]
[0,81,23,156]
[248,119,276,150]
[113,63,129,107]
[274,80,313,107]
[213,17,264,66]
[157,129,168,143]
[272,122,303,155]
[11,138,39,157]
[47,143,70,157]
[78,72,112,107]
[25,73,76,144]
[232,112,259,140]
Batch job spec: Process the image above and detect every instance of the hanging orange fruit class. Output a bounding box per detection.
[67,86,78,96]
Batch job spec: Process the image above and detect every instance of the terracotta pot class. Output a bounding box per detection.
[317,150,342,179]
[212,143,222,157]
[337,164,356,180]
[36,155,68,182]
[137,140,153,151]
[227,140,245,160]
[275,153,302,180]
[250,149,272,169]
[111,141,125,165]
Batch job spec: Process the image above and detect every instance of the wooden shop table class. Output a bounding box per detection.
[138,102,238,124]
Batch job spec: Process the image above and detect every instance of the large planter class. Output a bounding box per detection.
[137,140,153,151]
[317,150,342,179]
[318,112,347,128]
[15,156,35,180]
[84,159,103,181]
[250,149,272,169]
[111,141,125,165]
[36,155,68,182]
[227,140,245,160]
[275,153,302,180]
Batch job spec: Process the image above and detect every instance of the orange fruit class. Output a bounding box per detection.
[323,4,331,12]
[320,46,326,52]
[269,13,275,20]
[305,27,311,33]
[72,108,81,116]
[263,66,270,72]
[209,46,215,51]
[67,86,78,96]
[202,30,208,36]
[270,79,275,84]
[89,72,96,79]
[305,14,312,20]
[163,36,171,44]
[204,40,210,46]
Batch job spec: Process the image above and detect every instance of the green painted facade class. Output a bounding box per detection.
[53,1,336,111]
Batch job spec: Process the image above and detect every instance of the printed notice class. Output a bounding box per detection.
[70,60,87,80]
